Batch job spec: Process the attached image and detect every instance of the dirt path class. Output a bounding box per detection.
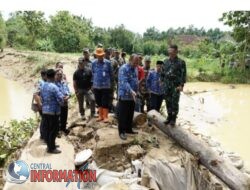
[63,64,76,92]
[3,129,78,190]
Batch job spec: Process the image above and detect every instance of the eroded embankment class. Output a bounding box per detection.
[1,49,249,189]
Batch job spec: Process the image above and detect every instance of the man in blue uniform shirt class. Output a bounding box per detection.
[92,48,113,123]
[117,54,139,140]
[41,69,65,154]
[55,69,70,135]
[146,60,164,112]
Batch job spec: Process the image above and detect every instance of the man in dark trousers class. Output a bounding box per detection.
[147,60,164,112]
[40,69,65,154]
[162,45,186,126]
[73,57,95,120]
[55,69,70,135]
[92,48,113,123]
[110,49,123,112]
[33,69,47,140]
[140,56,151,113]
[117,54,139,140]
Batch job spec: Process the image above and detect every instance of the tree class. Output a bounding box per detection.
[0,12,7,51]
[49,11,93,52]
[109,25,135,53]
[132,33,143,53]
[220,11,250,67]
[17,11,48,49]
[92,27,111,47]
[143,27,161,41]
[5,12,29,48]
[206,28,224,42]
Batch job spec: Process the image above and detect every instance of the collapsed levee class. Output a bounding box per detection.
[67,111,224,189]
[147,110,250,190]
[66,103,250,189]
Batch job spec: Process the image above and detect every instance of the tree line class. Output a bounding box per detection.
[0,11,249,60]
[0,11,227,53]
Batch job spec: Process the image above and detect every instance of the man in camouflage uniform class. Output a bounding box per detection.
[162,45,186,126]
[139,56,151,113]
[105,48,112,61]
[110,49,123,111]
[111,49,124,82]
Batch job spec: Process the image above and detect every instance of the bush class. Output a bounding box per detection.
[0,36,5,50]
[36,38,54,51]
[26,55,40,62]
[142,41,159,55]
[0,118,38,166]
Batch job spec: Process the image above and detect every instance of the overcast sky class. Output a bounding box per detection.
[1,0,250,34]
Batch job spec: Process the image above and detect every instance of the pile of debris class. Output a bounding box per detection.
[65,106,249,190]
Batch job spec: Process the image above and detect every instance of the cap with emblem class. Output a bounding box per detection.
[156,60,164,65]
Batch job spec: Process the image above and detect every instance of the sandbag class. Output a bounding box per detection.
[74,149,92,166]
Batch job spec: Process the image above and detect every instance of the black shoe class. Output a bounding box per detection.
[164,120,170,125]
[164,114,172,125]
[170,115,177,127]
[55,145,60,148]
[81,115,86,120]
[119,133,127,140]
[63,129,70,135]
[126,130,138,134]
[47,148,61,154]
[148,121,152,127]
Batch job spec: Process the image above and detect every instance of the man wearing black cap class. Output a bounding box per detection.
[162,45,186,126]
[82,48,92,68]
[121,52,127,64]
[105,48,112,61]
[146,61,164,112]
[73,57,95,120]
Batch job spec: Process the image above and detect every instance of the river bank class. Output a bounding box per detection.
[1,48,249,189]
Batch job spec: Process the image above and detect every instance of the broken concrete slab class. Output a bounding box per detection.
[93,128,135,171]
[126,145,145,160]
[78,128,94,143]
[69,126,85,136]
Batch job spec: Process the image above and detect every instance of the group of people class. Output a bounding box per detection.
[117,45,186,140]
[34,44,186,153]
[34,63,71,154]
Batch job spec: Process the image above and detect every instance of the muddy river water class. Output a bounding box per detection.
[0,75,249,169]
[183,82,250,169]
[0,75,33,124]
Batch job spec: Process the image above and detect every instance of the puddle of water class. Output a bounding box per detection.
[0,75,34,124]
[184,82,250,169]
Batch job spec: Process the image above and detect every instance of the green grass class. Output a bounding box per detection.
[186,57,250,84]
[0,118,38,167]
[151,55,250,84]
[25,53,62,75]
[21,49,250,84]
